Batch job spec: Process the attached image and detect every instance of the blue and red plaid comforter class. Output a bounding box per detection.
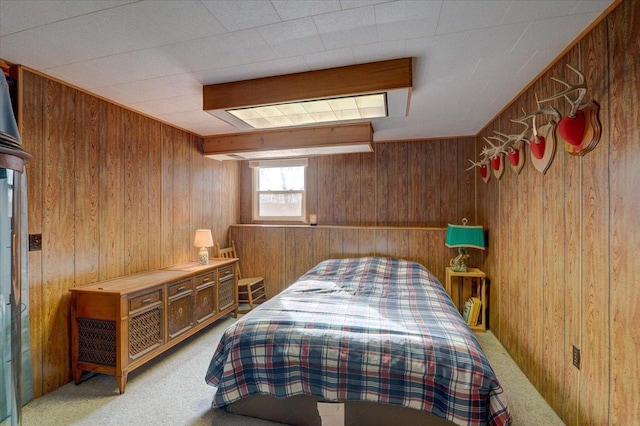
[205,257,512,425]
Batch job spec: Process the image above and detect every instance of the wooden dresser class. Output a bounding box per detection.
[69,259,238,393]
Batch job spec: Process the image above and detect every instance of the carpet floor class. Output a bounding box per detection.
[16,315,564,425]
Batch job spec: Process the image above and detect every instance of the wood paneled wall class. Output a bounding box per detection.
[476,1,639,424]
[240,138,477,227]
[230,225,449,297]
[19,69,240,397]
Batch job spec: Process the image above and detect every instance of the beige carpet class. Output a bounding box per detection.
[17,315,563,425]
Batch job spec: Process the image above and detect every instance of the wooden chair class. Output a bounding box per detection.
[216,241,266,314]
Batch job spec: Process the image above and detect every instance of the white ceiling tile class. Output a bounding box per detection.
[303,48,356,69]
[271,0,341,20]
[110,74,203,103]
[79,48,190,87]
[43,62,124,89]
[511,12,599,54]
[352,41,406,63]
[459,23,530,58]
[163,29,278,72]
[501,1,581,25]
[472,50,537,80]
[89,85,146,105]
[131,94,202,116]
[200,0,282,32]
[571,0,615,15]
[197,56,310,85]
[159,110,209,123]
[340,0,394,10]
[313,6,378,49]
[436,1,510,35]
[258,18,325,58]
[0,0,134,37]
[374,1,441,41]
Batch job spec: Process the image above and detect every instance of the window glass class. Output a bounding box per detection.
[252,160,306,221]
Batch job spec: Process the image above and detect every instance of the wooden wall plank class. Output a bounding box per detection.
[74,91,102,285]
[99,103,124,280]
[608,1,640,423]
[344,153,361,225]
[332,155,347,225]
[457,138,476,223]
[578,19,610,425]
[388,142,409,226]
[123,109,149,274]
[147,119,163,270]
[190,133,205,261]
[561,45,583,426]
[537,58,566,412]
[42,80,75,392]
[358,228,375,257]
[316,156,333,226]
[342,228,359,258]
[173,129,191,264]
[375,143,389,225]
[360,152,376,225]
[440,140,458,224]
[22,70,44,397]
[160,124,174,266]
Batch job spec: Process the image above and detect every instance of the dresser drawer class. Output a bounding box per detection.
[219,265,235,280]
[195,272,215,288]
[168,279,192,298]
[129,289,162,312]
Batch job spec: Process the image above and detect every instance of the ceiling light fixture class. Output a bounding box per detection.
[227,93,387,129]
[203,122,373,161]
[203,58,412,131]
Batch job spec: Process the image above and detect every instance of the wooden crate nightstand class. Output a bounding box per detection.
[445,267,488,332]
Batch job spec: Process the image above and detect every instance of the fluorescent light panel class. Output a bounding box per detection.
[226,93,386,129]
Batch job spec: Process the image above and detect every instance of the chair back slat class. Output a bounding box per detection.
[216,241,244,279]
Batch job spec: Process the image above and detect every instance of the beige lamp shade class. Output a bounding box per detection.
[194,229,213,248]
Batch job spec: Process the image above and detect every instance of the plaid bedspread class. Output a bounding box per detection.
[205,257,512,425]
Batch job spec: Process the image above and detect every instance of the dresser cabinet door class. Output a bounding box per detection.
[195,272,216,323]
[218,265,236,311]
[167,279,193,340]
[128,289,164,362]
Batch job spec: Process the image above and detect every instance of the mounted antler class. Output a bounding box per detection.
[509,108,531,144]
[538,64,586,118]
[538,64,590,147]
[467,156,490,181]
[481,135,511,172]
[466,157,488,171]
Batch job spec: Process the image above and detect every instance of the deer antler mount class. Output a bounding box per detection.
[538,64,601,156]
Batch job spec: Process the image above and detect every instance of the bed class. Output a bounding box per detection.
[205,257,512,425]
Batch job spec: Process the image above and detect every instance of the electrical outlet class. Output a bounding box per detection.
[29,234,42,251]
[572,345,581,370]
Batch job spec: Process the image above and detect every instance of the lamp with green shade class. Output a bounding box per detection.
[445,218,485,272]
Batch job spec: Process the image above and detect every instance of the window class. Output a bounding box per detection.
[251,158,307,222]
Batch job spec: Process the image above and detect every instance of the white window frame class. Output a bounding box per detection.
[250,158,307,222]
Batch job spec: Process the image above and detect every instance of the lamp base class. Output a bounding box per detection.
[198,247,209,265]
[450,259,468,272]
[449,248,469,272]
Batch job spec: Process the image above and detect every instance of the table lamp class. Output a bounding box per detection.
[445,218,485,272]
[194,229,214,265]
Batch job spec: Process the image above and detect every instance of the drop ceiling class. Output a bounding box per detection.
[0,0,614,142]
